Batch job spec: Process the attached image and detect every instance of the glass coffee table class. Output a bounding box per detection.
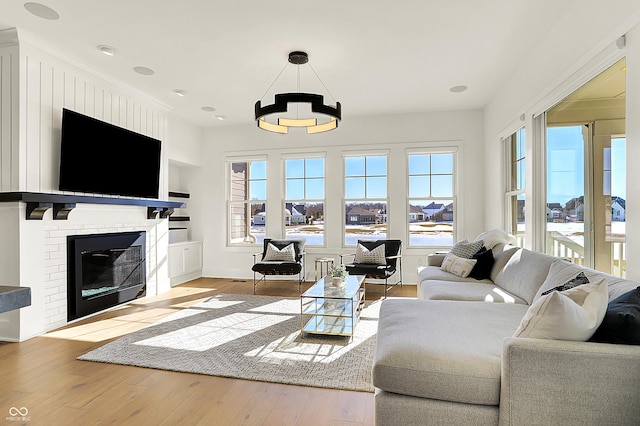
[300,274,365,337]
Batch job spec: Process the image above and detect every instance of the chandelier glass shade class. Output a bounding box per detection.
[255,51,341,134]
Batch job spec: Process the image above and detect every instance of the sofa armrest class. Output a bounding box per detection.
[426,253,446,266]
[500,337,640,426]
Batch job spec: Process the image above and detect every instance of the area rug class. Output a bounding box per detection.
[78,293,381,392]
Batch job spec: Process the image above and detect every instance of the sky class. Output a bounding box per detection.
[547,126,626,205]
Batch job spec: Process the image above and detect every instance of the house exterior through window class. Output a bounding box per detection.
[228,160,267,245]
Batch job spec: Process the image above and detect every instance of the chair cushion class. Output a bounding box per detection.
[355,243,386,265]
[251,262,302,275]
[345,263,394,278]
[263,242,295,261]
[261,238,305,261]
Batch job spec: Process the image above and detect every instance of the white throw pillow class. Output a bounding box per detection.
[263,243,295,262]
[355,243,386,265]
[473,229,517,249]
[441,253,477,278]
[513,278,608,341]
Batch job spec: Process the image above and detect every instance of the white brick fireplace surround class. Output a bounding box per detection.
[0,202,171,342]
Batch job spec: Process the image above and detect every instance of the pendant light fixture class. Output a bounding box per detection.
[255,51,341,134]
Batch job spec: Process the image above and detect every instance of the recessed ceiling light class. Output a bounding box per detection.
[24,2,60,20]
[173,89,186,97]
[201,106,216,112]
[216,115,226,121]
[97,45,116,56]
[450,85,468,93]
[133,66,155,76]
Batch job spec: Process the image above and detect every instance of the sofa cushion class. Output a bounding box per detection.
[449,239,484,259]
[418,280,527,304]
[474,229,517,249]
[440,253,477,278]
[469,247,494,280]
[590,286,640,345]
[513,278,608,341]
[373,299,528,405]
[534,259,638,302]
[493,248,556,305]
[418,265,493,284]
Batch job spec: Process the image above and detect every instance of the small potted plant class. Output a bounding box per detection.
[329,264,348,287]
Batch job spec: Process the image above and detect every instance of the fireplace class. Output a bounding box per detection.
[67,231,146,321]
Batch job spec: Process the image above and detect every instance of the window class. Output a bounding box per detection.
[344,155,387,245]
[505,128,526,247]
[228,160,266,244]
[285,157,325,245]
[407,152,454,247]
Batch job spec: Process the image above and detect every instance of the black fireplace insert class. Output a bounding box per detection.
[67,231,146,321]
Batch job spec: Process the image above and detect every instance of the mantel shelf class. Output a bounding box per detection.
[0,192,185,220]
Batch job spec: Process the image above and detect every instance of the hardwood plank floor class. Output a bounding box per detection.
[0,278,415,426]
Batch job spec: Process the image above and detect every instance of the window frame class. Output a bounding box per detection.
[504,127,526,247]
[226,157,267,246]
[406,148,457,248]
[343,152,389,247]
[283,155,326,246]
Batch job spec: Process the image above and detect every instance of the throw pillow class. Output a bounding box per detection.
[590,286,640,345]
[533,259,602,302]
[355,243,386,265]
[473,229,517,249]
[540,272,590,296]
[468,247,494,280]
[449,239,484,259]
[441,253,477,278]
[513,278,608,341]
[263,242,295,262]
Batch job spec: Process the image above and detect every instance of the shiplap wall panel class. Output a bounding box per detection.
[11,44,167,195]
[0,49,19,191]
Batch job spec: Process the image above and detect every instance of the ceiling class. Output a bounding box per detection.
[0,1,571,128]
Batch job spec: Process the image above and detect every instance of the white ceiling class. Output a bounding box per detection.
[0,1,569,128]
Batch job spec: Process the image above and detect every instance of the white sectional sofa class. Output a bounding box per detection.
[372,237,640,425]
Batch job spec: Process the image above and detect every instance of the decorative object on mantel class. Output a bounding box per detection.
[0,192,184,220]
[255,51,341,134]
[329,264,348,287]
[78,293,380,392]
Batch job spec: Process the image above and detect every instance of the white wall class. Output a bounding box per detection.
[199,110,484,285]
[483,1,640,279]
[0,29,200,341]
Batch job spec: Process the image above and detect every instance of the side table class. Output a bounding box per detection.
[314,257,335,281]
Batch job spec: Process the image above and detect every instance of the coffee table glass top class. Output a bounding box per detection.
[302,275,365,299]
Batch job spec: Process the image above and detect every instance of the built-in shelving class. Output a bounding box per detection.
[0,192,185,220]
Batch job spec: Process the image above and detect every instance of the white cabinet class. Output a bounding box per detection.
[168,241,203,286]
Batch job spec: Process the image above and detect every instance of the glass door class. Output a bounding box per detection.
[544,58,626,277]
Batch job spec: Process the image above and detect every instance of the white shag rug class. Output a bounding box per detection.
[78,293,380,392]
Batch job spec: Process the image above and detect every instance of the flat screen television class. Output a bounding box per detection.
[59,108,161,199]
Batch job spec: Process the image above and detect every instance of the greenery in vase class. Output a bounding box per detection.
[329,264,348,280]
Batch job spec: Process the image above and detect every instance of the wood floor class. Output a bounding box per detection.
[0,278,415,426]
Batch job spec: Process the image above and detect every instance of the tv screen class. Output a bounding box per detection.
[59,108,161,199]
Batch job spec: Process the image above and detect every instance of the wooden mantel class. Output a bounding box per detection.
[0,192,185,220]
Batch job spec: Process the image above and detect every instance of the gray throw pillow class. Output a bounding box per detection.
[449,239,484,259]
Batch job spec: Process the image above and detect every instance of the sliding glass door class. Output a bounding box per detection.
[544,59,626,277]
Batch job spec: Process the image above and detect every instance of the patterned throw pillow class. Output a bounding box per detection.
[541,272,590,296]
[441,253,477,278]
[449,239,485,259]
[355,243,386,265]
[263,243,295,262]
